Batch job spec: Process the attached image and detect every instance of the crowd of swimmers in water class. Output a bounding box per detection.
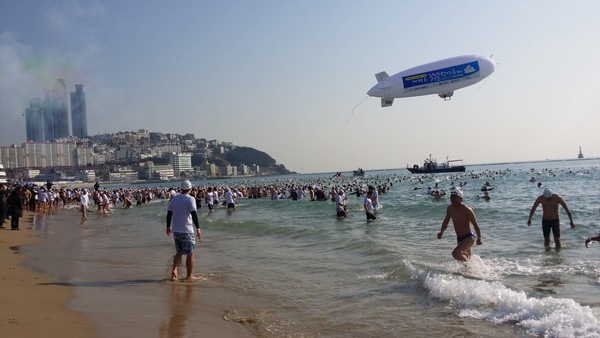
[1,166,599,247]
[0,174,399,218]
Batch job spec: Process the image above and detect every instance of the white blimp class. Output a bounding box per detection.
[367,55,495,107]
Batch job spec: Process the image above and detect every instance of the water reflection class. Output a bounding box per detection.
[159,282,194,338]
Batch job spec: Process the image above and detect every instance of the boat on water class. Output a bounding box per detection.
[407,155,465,174]
[353,168,365,177]
[0,164,7,183]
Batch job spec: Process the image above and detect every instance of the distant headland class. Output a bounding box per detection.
[0,129,295,184]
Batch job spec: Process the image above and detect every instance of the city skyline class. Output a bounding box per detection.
[2,1,599,173]
[24,79,86,143]
[0,129,268,184]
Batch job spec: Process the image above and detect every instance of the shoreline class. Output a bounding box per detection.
[1,210,257,337]
[0,211,95,337]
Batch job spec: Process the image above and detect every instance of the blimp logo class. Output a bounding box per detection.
[367,54,495,106]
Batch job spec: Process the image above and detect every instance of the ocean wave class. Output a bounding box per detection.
[405,260,600,337]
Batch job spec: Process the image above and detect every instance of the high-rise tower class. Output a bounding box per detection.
[25,79,74,142]
[25,98,44,142]
[70,84,88,138]
[41,79,69,141]
[52,79,70,140]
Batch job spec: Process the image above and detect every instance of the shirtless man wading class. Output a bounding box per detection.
[437,188,483,262]
[527,188,575,248]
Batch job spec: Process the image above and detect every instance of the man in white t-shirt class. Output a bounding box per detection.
[166,180,201,281]
[363,191,377,221]
[80,189,90,220]
[224,187,236,211]
[38,188,48,213]
[335,189,347,218]
[212,188,220,207]
[205,187,214,211]
[368,185,380,209]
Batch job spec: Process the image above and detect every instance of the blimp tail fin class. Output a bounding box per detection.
[375,71,389,83]
[381,98,394,107]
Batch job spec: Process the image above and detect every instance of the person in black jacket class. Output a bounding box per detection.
[0,184,7,227]
[6,186,24,230]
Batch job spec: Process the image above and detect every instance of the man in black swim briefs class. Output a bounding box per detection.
[527,188,575,248]
[457,232,476,243]
[542,219,560,240]
[437,189,483,262]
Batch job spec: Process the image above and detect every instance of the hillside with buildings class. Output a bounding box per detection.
[0,130,295,184]
[4,79,294,184]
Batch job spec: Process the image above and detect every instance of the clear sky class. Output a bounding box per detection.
[1,1,599,173]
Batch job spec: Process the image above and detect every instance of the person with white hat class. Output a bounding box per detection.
[166,180,202,281]
[224,187,236,211]
[527,188,575,248]
[437,188,483,261]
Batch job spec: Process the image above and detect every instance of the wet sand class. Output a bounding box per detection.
[1,210,256,337]
[0,211,94,336]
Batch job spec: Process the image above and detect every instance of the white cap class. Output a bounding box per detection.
[543,188,552,198]
[181,180,192,190]
[450,188,463,198]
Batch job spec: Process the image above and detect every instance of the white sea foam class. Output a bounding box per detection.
[360,272,389,281]
[420,255,503,281]
[405,260,600,337]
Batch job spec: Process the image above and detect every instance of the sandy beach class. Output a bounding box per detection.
[1,210,256,338]
[0,211,94,337]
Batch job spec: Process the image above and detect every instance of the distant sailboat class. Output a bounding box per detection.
[578,146,584,159]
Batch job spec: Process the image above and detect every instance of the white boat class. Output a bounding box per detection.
[0,164,7,183]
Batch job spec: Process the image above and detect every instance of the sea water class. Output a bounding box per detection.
[25,159,600,337]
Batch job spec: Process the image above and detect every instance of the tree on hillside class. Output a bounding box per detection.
[224,147,276,167]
